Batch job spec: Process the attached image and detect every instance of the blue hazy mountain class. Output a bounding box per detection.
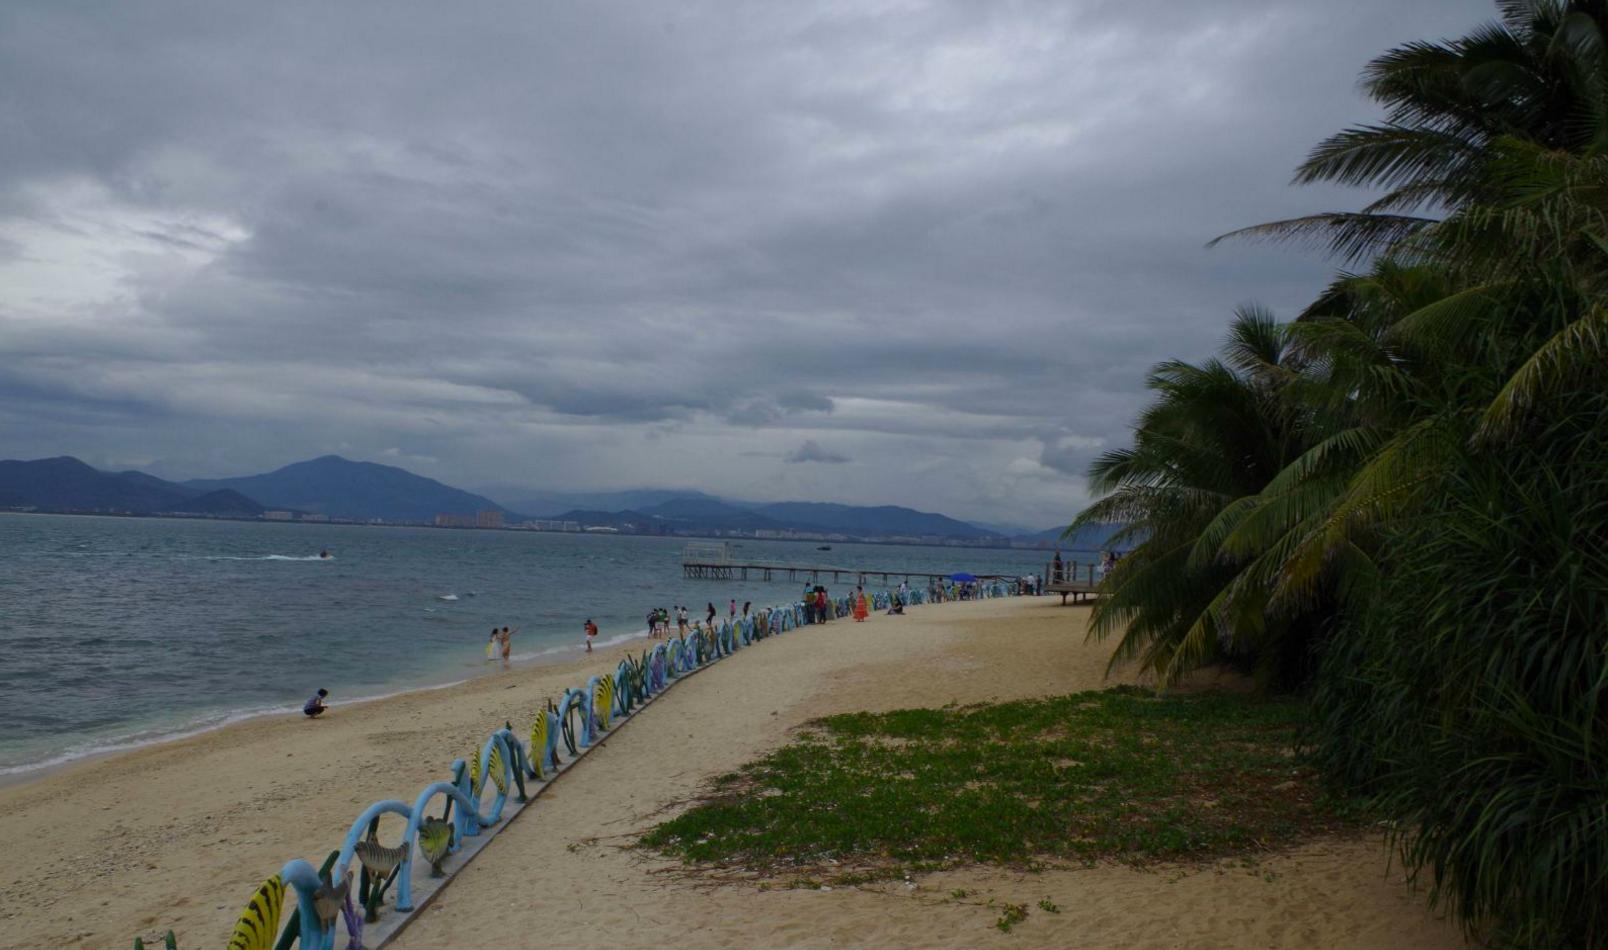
[1015,522,1126,547]
[637,498,791,532]
[171,488,266,516]
[0,457,199,512]
[749,502,999,539]
[4,453,1107,542]
[184,455,514,522]
[477,486,725,517]
[111,469,203,498]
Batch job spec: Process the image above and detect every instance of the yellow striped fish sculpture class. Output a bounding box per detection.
[529,714,550,780]
[467,745,481,797]
[418,816,454,877]
[594,676,615,731]
[486,741,508,796]
[355,826,408,878]
[226,874,285,950]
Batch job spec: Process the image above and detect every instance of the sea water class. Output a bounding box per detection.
[0,512,1075,776]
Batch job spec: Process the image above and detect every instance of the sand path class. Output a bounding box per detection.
[0,598,1462,949]
[394,599,1462,950]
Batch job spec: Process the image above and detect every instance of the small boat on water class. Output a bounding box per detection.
[817,545,831,551]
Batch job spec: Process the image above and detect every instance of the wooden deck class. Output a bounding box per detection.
[678,544,1106,604]
[681,560,1014,586]
[1045,559,1102,604]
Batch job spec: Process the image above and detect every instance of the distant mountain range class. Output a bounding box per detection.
[0,457,265,516]
[541,497,998,540]
[184,455,512,523]
[475,486,728,518]
[0,453,1118,546]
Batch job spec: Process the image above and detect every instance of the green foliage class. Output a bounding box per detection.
[995,903,1029,933]
[1308,397,1608,948]
[642,689,1354,882]
[1075,4,1608,944]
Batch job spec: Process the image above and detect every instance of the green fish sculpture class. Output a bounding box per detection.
[418,817,454,878]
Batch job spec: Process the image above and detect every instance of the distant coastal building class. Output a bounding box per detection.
[524,519,582,532]
[299,513,329,522]
[262,510,293,521]
[434,511,505,529]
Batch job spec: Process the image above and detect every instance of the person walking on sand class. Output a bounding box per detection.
[584,618,598,652]
[303,688,329,719]
[852,587,868,622]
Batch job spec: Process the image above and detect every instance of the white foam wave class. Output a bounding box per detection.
[172,554,332,562]
[506,627,657,663]
[436,593,459,601]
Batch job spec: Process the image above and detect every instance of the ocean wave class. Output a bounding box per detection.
[166,554,333,562]
[436,593,459,601]
[507,627,651,662]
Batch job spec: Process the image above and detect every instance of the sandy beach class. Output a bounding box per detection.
[1,598,1463,950]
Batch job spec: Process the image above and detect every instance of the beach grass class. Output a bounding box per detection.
[642,686,1359,883]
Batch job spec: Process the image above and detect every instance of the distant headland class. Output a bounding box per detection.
[0,454,1118,550]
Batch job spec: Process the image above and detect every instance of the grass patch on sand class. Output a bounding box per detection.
[642,686,1359,883]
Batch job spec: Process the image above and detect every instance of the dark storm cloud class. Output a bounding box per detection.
[0,0,1488,521]
[786,441,852,464]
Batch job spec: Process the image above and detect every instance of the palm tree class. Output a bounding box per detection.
[1216,0,1608,261]
[1069,307,1316,687]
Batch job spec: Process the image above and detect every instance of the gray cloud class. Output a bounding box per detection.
[785,440,851,465]
[0,0,1488,524]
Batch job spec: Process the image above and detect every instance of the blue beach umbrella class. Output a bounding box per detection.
[950,572,978,582]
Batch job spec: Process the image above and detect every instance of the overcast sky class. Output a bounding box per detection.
[0,0,1487,527]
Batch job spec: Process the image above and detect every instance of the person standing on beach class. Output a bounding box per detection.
[677,605,689,636]
[706,602,717,627]
[584,618,597,652]
[498,626,515,663]
[303,688,329,718]
[729,598,736,620]
[741,600,751,619]
[1052,550,1064,583]
[852,587,868,622]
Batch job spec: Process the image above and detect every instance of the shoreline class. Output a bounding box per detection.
[0,622,664,790]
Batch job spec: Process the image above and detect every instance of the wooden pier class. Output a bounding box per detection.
[1044,559,1101,604]
[681,560,1016,586]
[680,542,1019,587]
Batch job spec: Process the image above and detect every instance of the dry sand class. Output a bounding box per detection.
[0,598,1464,950]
